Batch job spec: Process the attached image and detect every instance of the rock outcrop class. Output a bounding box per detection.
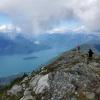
[0,50,100,100]
[7,85,23,95]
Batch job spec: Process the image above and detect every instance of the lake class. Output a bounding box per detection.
[0,47,68,77]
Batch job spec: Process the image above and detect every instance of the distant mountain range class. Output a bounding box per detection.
[0,73,26,85]
[0,32,100,55]
[34,33,100,50]
[0,33,50,55]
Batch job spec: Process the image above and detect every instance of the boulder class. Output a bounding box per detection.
[7,84,22,95]
[29,74,50,94]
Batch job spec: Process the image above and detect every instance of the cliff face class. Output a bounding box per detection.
[0,50,100,100]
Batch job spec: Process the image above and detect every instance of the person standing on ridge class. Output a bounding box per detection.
[77,45,80,53]
[88,49,94,60]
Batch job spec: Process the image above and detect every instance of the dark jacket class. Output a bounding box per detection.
[88,49,94,57]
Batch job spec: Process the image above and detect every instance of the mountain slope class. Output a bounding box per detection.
[0,48,100,100]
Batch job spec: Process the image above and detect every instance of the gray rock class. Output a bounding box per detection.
[85,92,95,99]
[22,83,26,90]
[96,87,100,94]
[7,84,22,95]
[29,74,50,94]
[24,89,31,96]
[20,95,35,100]
[21,77,29,83]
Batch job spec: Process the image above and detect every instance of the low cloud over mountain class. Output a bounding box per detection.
[0,0,100,35]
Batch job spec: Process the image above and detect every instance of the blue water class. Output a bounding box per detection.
[0,47,68,77]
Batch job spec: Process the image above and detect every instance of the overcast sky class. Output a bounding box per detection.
[0,0,99,36]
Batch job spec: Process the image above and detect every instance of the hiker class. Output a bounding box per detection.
[88,49,94,59]
[77,45,80,52]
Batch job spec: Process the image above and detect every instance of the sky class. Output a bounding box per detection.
[0,13,11,24]
[0,0,99,36]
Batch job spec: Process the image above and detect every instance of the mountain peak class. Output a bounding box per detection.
[0,49,100,100]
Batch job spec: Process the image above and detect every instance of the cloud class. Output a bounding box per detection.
[0,0,99,35]
[0,25,6,31]
[47,25,87,34]
[0,24,21,33]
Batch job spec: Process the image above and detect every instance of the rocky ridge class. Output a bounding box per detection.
[0,50,100,100]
